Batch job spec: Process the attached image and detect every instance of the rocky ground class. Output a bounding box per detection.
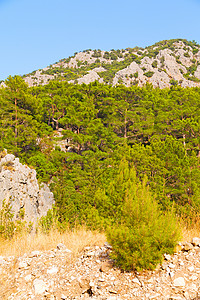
[1,239,200,299]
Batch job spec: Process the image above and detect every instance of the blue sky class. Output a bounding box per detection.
[0,0,200,80]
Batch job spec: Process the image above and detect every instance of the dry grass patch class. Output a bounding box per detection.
[179,214,200,243]
[0,227,106,258]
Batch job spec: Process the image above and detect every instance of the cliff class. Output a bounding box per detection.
[0,151,54,224]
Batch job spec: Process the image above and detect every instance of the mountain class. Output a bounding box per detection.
[22,39,200,88]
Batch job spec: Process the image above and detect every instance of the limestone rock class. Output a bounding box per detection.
[191,237,200,246]
[33,279,48,294]
[0,153,54,225]
[183,242,193,251]
[173,277,186,287]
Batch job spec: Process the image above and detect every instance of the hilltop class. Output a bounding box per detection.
[21,39,200,88]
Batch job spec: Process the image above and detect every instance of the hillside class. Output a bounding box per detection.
[0,39,200,274]
[22,39,200,88]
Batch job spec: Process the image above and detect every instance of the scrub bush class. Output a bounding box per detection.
[106,162,181,271]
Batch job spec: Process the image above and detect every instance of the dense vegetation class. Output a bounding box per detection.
[0,75,200,269]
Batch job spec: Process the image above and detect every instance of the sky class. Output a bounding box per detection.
[0,0,200,80]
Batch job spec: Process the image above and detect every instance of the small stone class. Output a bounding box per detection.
[189,275,198,280]
[164,254,171,260]
[56,243,67,250]
[33,279,48,295]
[70,276,76,281]
[100,261,112,272]
[109,289,118,294]
[191,237,200,246]
[25,274,32,281]
[110,276,115,281]
[18,260,29,269]
[168,263,176,269]
[86,251,95,257]
[183,242,193,251]
[30,251,41,257]
[89,281,95,287]
[47,267,59,275]
[98,278,105,282]
[104,242,112,249]
[173,277,185,287]
[61,295,67,300]
[132,277,141,286]
[78,278,90,293]
[188,266,194,272]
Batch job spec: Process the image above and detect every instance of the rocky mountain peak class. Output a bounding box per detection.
[21,39,200,88]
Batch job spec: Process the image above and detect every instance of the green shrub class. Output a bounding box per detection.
[106,162,181,271]
[193,48,198,55]
[152,60,158,68]
[184,52,190,58]
[0,200,15,239]
[170,79,178,86]
[144,71,154,78]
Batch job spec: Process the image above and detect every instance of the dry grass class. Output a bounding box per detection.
[179,214,200,243]
[1,214,200,258]
[0,227,106,258]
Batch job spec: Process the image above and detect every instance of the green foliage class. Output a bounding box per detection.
[152,60,158,68]
[106,161,181,271]
[0,200,15,239]
[170,79,178,86]
[184,52,190,58]
[144,71,154,78]
[38,207,60,233]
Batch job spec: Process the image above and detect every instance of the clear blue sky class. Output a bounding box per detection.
[0,0,200,80]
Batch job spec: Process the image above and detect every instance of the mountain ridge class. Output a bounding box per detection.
[18,38,200,88]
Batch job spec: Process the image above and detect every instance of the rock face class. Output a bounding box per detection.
[0,151,54,224]
[1,240,200,299]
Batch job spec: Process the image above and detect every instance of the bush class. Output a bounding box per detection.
[152,60,158,68]
[106,162,181,271]
[144,71,154,78]
[0,200,15,239]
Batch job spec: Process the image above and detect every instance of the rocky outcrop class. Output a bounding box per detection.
[0,151,54,224]
[1,239,200,299]
[19,39,200,89]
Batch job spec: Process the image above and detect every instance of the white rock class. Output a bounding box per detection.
[30,251,41,257]
[132,277,141,286]
[47,267,59,275]
[173,277,185,287]
[33,279,48,294]
[57,243,66,250]
[25,274,32,281]
[168,263,176,269]
[191,237,200,246]
[188,266,194,272]
[89,281,95,287]
[164,254,171,260]
[189,275,198,281]
[18,261,29,269]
